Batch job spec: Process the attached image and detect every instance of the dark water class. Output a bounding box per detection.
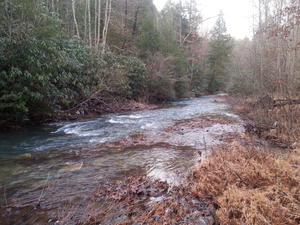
[0,95,243,223]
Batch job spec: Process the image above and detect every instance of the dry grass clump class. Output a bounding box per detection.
[228,96,300,147]
[192,142,300,225]
[248,104,300,144]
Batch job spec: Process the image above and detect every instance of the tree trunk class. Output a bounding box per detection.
[84,0,88,42]
[102,0,112,54]
[94,0,97,46]
[124,0,128,30]
[97,0,102,48]
[72,0,80,38]
[122,0,128,49]
[132,4,140,36]
[88,0,92,47]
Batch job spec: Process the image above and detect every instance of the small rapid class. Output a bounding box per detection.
[0,95,228,157]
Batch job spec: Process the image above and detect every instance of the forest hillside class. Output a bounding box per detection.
[0,0,233,129]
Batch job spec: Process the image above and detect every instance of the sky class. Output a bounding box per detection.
[153,0,254,39]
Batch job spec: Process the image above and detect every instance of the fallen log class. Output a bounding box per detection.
[244,121,271,137]
[254,95,300,108]
[273,99,300,107]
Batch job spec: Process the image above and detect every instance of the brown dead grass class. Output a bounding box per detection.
[228,96,300,147]
[192,142,300,225]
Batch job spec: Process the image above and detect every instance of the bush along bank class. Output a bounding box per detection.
[0,40,174,129]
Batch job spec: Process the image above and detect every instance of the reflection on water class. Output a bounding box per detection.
[0,94,242,223]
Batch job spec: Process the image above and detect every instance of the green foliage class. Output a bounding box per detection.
[0,36,105,124]
[156,2,195,98]
[174,79,191,98]
[0,0,233,128]
[190,64,206,96]
[122,56,147,98]
[206,12,233,93]
[138,13,161,56]
[0,0,61,40]
[227,74,255,96]
[148,76,176,102]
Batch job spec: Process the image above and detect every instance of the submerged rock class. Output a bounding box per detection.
[19,153,32,159]
[59,162,83,173]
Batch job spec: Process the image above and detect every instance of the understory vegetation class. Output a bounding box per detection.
[0,0,233,129]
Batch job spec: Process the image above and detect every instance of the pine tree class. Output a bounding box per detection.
[206,12,232,93]
[138,0,160,56]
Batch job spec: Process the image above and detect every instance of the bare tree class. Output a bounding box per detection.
[88,0,92,47]
[84,0,88,41]
[102,0,112,54]
[72,0,80,38]
[97,0,102,48]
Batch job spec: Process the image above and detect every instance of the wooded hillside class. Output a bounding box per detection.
[0,0,232,128]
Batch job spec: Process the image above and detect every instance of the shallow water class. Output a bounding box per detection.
[0,95,243,223]
[0,96,229,156]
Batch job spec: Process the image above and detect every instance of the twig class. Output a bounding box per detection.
[63,90,103,113]
[3,187,8,207]
[181,16,218,46]
[141,208,155,225]
[218,155,249,186]
[203,136,207,152]
[203,136,208,156]
[37,173,50,206]
[231,170,249,186]
[273,99,300,107]
[225,165,249,186]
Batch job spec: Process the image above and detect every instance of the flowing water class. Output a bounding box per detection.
[0,94,243,223]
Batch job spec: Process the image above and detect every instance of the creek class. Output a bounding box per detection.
[0,94,243,224]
